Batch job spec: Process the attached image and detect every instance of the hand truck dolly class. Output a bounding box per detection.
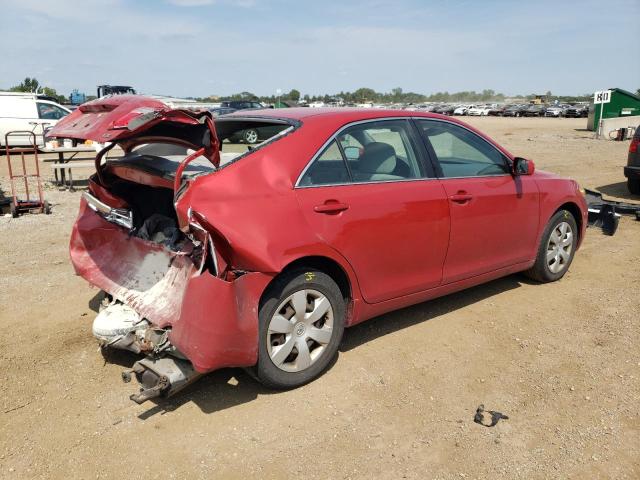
[4,131,50,217]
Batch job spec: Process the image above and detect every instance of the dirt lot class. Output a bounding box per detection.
[1,117,639,479]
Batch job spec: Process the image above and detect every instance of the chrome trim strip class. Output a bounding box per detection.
[294,116,512,188]
[82,191,133,230]
[208,236,219,276]
[296,176,439,189]
[437,173,511,180]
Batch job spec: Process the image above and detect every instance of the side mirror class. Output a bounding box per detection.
[513,157,535,176]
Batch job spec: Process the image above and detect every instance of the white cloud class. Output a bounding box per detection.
[166,0,255,7]
[166,0,215,6]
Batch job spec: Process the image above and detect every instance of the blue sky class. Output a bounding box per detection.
[0,0,638,98]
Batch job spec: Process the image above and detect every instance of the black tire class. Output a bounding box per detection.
[243,129,259,144]
[256,268,345,389]
[627,178,640,195]
[525,209,578,283]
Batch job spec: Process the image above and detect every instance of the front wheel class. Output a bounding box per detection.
[525,210,578,282]
[256,269,345,389]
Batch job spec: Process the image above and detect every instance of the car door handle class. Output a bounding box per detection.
[449,193,473,204]
[314,201,349,214]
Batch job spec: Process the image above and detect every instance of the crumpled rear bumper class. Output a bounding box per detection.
[71,199,273,372]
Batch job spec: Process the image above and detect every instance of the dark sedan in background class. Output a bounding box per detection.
[523,105,545,117]
[220,100,268,110]
[502,105,529,117]
[564,105,588,118]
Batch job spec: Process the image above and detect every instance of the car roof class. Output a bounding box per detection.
[225,107,451,123]
[221,107,514,159]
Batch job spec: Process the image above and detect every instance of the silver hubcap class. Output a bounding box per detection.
[266,289,333,372]
[546,221,573,274]
[245,130,258,143]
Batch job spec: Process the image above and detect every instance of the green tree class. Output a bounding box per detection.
[9,77,66,103]
[10,77,40,93]
[353,87,376,103]
[287,89,301,101]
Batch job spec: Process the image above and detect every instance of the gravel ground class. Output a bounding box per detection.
[0,116,638,479]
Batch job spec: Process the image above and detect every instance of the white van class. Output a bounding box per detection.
[0,92,72,148]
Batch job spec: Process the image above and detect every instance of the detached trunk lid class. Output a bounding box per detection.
[47,95,220,165]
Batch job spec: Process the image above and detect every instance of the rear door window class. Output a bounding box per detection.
[299,119,427,186]
[299,140,350,186]
[337,120,423,182]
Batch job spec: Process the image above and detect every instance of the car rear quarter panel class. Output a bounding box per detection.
[175,127,367,313]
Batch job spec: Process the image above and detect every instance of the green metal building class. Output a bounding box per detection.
[588,88,640,131]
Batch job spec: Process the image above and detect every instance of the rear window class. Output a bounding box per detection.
[103,118,296,182]
[214,117,296,166]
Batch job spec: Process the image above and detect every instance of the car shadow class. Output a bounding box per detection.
[137,368,277,419]
[127,274,528,418]
[595,182,640,202]
[92,273,528,417]
[341,274,527,352]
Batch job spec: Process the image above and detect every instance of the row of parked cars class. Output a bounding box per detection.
[406,103,590,118]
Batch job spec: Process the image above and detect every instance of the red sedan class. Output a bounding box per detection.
[49,96,588,402]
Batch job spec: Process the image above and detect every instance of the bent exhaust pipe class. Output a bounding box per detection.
[123,356,202,404]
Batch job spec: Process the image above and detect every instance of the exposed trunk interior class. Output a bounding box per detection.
[90,118,296,249]
[94,144,203,249]
[100,174,183,249]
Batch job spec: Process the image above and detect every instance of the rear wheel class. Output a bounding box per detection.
[10,202,19,218]
[525,210,578,282]
[243,129,259,144]
[627,178,640,195]
[256,269,345,389]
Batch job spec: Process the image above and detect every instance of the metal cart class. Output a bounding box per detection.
[4,131,50,217]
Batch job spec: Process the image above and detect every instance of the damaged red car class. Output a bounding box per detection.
[49,95,588,403]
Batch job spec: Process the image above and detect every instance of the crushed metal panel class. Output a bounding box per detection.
[71,200,196,327]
